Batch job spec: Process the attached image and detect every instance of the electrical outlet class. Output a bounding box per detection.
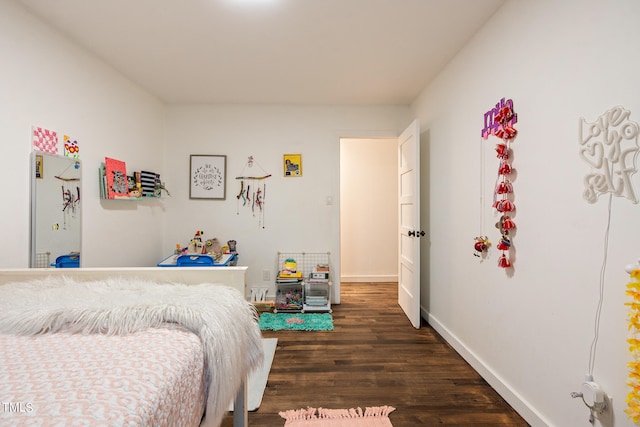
[262,269,271,281]
[599,394,612,414]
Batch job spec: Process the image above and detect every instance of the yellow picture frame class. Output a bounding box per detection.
[283,154,302,177]
[35,154,43,179]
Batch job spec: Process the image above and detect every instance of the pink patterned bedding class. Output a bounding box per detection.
[0,324,207,426]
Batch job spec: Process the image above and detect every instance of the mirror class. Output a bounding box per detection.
[30,152,81,268]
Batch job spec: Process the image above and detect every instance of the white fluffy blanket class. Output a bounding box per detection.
[0,276,264,427]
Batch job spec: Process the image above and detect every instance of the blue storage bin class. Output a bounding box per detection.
[176,254,215,266]
[52,254,80,268]
[157,253,236,267]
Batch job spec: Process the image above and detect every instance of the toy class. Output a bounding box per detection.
[283,258,297,273]
[129,187,142,198]
[473,236,491,257]
[204,238,223,261]
[188,230,205,253]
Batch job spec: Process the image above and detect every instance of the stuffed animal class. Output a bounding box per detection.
[205,238,223,260]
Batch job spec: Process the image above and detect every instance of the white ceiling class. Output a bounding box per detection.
[16,0,505,105]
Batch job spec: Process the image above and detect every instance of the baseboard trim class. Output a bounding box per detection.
[421,306,552,427]
[340,275,397,283]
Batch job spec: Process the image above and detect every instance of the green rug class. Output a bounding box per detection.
[259,313,334,331]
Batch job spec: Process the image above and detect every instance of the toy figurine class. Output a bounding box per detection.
[473,236,491,257]
[204,238,223,261]
[189,230,204,253]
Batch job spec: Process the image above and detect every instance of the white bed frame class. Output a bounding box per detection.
[0,266,250,427]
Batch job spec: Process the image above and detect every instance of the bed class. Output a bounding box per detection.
[0,267,263,427]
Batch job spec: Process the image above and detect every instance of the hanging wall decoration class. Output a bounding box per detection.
[579,106,639,204]
[236,156,271,228]
[190,154,227,200]
[473,235,491,258]
[63,134,80,159]
[32,126,59,155]
[626,264,640,422]
[480,98,518,268]
[283,154,302,177]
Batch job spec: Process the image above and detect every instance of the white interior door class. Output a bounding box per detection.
[398,119,421,329]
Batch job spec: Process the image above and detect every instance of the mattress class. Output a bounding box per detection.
[0,324,207,426]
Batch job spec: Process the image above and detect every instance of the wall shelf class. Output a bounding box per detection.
[99,161,167,200]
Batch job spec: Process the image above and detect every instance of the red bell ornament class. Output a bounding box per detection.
[495,143,509,159]
[497,254,512,268]
[496,236,511,251]
[494,106,514,124]
[496,181,513,194]
[502,216,516,230]
[496,199,515,212]
[498,162,512,175]
[502,124,518,140]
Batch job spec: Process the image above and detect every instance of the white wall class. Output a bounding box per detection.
[160,106,410,301]
[340,138,398,282]
[412,0,640,425]
[0,1,167,269]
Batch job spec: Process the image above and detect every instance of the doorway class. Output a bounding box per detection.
[339,137,398,284]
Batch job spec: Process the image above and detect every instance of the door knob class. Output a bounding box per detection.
[408,230,415,237]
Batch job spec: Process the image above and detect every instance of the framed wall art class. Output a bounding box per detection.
[283,154,302,177]
[190,154,226,200]
[35,154,43,179]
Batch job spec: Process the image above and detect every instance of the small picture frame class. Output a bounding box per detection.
[283,154,302,177]
[190,154,226,200]
[35,154,43,179]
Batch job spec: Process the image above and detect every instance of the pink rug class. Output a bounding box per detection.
[280,406,395,427]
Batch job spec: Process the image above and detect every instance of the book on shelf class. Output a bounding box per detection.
[140,170,159,197]
[98,163,106,199]
[277,270,302,279]
[276,276,302,284]
[104,157,129,199]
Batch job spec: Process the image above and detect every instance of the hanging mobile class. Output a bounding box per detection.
[235,155,271,228]
[490,100,518,268]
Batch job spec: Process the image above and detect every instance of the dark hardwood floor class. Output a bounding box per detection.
[221,282,529,426]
